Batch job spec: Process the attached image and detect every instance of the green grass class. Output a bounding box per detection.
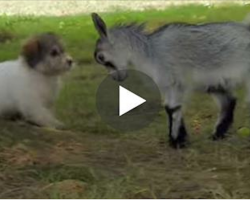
[1,4,250,198]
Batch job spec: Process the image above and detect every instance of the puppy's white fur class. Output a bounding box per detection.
[0,33,72,128]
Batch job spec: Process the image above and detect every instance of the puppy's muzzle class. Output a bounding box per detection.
[67,58,73,66]
[66,56,74,68]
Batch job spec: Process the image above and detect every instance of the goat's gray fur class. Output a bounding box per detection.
[92,13,250,148]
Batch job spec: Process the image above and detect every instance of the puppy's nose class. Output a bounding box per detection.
[67,58,73,66]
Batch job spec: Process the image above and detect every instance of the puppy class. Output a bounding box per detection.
[0,33,73,128]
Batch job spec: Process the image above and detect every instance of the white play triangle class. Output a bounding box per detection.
[119,86,146,116]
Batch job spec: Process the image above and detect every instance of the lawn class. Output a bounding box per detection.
[1,4,250,198]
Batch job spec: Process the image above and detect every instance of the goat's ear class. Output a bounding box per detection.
[91,13,108,38]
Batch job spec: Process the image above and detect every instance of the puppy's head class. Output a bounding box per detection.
[21,33,73,76]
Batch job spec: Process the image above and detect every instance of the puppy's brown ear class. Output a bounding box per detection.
[21,38,41,68]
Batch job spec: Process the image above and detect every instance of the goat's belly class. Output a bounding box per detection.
[192,67,248,91]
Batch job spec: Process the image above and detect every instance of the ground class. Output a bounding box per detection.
[1,4,250,198]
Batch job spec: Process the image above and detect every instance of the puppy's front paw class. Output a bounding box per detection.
[28,118,65,130]
[45,119,65,130]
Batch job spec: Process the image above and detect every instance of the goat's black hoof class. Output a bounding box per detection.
[169,137,188,149]
[211,134,225,141]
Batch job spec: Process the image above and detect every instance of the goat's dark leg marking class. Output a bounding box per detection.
[213,95,236,139]
[165,105,188,148]
[208,86,236,140]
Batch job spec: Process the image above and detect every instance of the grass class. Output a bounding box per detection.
[1,4,250,198]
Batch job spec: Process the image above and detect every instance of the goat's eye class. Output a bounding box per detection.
[51,49,59,57]
[97,53,105,62]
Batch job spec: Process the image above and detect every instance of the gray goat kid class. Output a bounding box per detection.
[92,13,250,148]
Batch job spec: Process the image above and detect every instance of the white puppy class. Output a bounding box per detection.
[0,33,73,128]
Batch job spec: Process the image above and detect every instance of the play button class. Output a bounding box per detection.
[96,69,162,132]
[119,86,146,116]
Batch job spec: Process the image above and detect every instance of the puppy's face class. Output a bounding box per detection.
[22,33,73,75]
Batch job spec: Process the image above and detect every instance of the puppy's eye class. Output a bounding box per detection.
[51,49,59,57]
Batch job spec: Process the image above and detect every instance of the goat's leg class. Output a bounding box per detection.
[209,88,236,140]
[164,88,188,148]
